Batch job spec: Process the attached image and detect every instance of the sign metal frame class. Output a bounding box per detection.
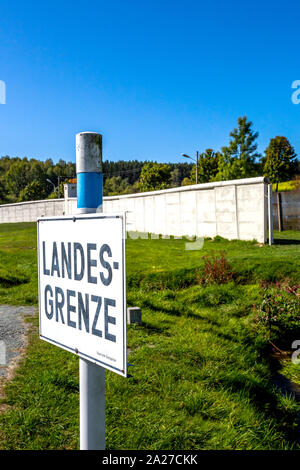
[37,212,127,377]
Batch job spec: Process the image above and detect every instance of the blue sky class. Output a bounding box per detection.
[0,0,300,164]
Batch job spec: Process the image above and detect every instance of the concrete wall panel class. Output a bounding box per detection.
[0,177,269,243]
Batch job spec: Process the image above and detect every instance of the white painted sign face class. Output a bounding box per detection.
[38,213,127,377]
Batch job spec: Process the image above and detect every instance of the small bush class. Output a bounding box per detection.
[212,235,226,243]
[197,251,234,285]
[256,283,300,348]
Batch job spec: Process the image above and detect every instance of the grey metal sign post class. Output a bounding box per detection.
[76,132,105,450]
[38,132,127,451]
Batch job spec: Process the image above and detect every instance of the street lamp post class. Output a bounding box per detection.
[47,176,76,198]
[182,152,199,184]
[46,178,55,194]
[56,175,77,198]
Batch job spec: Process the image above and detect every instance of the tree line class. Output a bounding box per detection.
[0,156,193,203]
[138,116,299,193]
[0,115,298,204]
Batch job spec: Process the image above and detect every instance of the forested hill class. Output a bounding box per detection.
[0,155,193,204]
[1,116,299,203]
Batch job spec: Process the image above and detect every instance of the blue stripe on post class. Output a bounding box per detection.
[77,172,103,209]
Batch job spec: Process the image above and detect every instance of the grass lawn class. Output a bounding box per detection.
[0,222,299,449]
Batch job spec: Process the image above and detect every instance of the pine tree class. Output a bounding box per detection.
[216,116,260,180]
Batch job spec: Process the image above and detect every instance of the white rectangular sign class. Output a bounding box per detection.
[37,213,127,377]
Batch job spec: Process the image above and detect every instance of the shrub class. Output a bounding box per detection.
[256,283,300,348]
[18,181,47,202]
[197,251,234,285]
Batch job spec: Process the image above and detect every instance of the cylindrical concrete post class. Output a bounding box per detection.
[76,131,105,450]
[76,132,103,213]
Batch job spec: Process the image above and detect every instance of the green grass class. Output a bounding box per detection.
[0,223,299,449]
[0,223,38,305]
[274,180,300,192]
[280,360,300,387]
[0,223,299,304]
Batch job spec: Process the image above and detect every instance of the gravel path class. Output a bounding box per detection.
[0,305,37,377]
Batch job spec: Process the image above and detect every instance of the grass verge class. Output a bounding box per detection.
[0,223,299,449]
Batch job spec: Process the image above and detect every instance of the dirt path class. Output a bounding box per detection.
[0,305,37,410]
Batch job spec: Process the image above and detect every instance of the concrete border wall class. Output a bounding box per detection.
[272,190,300,231]
[102,177,268,243]
[0,177,269,243]
[0,199,65,224]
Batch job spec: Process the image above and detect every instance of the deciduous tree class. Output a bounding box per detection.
[139,162,171,192]
[19,181,47,202]
[263,136,297,191]
[190,149,220,183]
